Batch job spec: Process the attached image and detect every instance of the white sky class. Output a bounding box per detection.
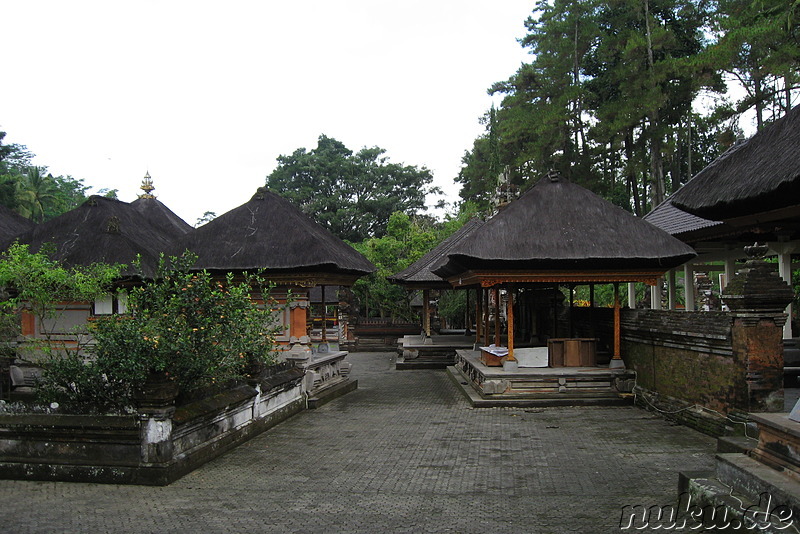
[1,1,533,226]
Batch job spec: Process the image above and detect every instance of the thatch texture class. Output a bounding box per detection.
[131,197,192,239]
[432,175,696,279]
[10,196,177,278]
[170,188,375,277]
[670,106,800,220]
[644,200,725,238]
[387,218,484,288]
[0,205,34,245]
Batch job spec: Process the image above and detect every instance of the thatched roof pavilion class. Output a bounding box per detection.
[9,196,179,278]
[430,173,697,364]
[670,105,800,221]
[388,218,485,290]
[387,218,484,339]
[170,188,375,286]
[433,174,696,285]
[0,204,34,245]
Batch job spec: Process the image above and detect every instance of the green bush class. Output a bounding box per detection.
[38,253,281,411]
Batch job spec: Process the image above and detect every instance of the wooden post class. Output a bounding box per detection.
[464,289,470,334]
[611,283,623,367]
[483,288,490,346]
[494,287,501,347]
[506,287,515,361]
[320,285,327,343]
[475,287,482,344]
[423,289,431,338]
[552,284,559,339]
[568,284,574,337]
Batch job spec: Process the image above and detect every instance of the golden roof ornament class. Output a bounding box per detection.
[139,171,156,199]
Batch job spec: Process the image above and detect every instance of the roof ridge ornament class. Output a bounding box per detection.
[546,170,561,183]
[139,171,156,199]
[252,187,267,201]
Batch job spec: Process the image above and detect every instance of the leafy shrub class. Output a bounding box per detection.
[0,242,121,358]
[38,253,281,411]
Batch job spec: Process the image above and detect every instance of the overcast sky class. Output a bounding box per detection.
[2,1,533,226]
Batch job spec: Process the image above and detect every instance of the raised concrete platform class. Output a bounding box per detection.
[683,455,800,532]
[681,410,800,532]
[396,334,475,370]
[449,349,634,407]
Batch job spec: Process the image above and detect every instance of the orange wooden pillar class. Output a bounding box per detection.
[289,300,309,339]
[506,287,515,361]
[475,287,482,345]
[493,287,501,347]
[610,283,624,368]
[483,288,490,346]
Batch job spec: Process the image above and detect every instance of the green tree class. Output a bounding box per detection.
[707,0,799,127]
[14,167,89,222]
[0,132,35,211]
[195,211,217,227]
[351,212,438,319]
[266,135,440,242]
[490,0,599,183]
[459,0,721,215]
[14,167,59,222]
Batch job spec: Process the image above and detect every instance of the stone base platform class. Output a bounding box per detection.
[681,455,800,532]
[680,411,800,532]
[396,334,475,370]
[448,349,635,407]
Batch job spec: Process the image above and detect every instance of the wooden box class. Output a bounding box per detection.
[480,349,505,367]
[547,338,597,367]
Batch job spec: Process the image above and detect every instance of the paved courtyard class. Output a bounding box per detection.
[1,352,717,533]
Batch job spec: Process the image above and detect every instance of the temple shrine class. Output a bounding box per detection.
[426,171,697,404]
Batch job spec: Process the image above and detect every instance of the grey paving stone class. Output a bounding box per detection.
[0,352,716,533]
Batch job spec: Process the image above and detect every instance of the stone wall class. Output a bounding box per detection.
[0,365,306,485]
[621,309,743,412]
[567,306,786,436]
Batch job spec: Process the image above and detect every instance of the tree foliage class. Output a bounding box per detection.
[34,253,281,411]
[266,135,440,242]
[351,205,481,320]
[351,212,438,319]
[0,131,91,221]
[0,242,122,359]
[457,0,796,216]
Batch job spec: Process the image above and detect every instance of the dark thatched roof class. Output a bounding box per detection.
[131,197,192,239]
[169,188,375,277]
[0,204,34,245]
[670,106,800,220]
[644,199,724,238]
[387,218,485,288]
[10,196,178,278]
[432,174,697,279]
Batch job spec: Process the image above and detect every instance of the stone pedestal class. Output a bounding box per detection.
[721,251,794,413]
[134,371,179,465]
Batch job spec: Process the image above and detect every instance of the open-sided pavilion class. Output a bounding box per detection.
[431,172,696,404]
[387,218,485,368]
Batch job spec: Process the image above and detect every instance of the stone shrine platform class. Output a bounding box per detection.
[448,349,635,407]
[395,333,475,369]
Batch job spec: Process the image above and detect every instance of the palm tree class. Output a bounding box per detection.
[15,167,58,223]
